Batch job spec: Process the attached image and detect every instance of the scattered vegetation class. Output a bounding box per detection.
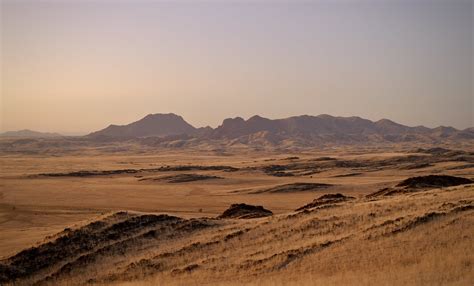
[142,173,223,183]
[252,183,333,194]
[396,175,472,189]
[218,204,273,219]
[368,175,473,197]
[295,193,355,211]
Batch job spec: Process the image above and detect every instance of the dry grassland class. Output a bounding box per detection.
[0,144,472,285]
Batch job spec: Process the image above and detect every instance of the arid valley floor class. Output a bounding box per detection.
[0,141,473,285]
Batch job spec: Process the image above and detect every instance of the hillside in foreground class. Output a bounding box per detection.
[1,178,472,285]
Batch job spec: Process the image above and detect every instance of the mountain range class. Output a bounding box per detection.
[0,129,63,138]
[87,113,474,146]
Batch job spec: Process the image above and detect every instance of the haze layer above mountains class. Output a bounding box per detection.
[86,113,474,145]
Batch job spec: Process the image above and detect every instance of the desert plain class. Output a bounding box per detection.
[0,139,473,286]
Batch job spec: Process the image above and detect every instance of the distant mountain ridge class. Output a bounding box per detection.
[87,113,473,145]
[0,129,62,138]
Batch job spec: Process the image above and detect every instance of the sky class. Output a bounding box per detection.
[1,0,473,134]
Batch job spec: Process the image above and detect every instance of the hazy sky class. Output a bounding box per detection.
[1,0,473,133]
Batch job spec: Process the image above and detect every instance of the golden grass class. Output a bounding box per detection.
[110,189,474,286]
